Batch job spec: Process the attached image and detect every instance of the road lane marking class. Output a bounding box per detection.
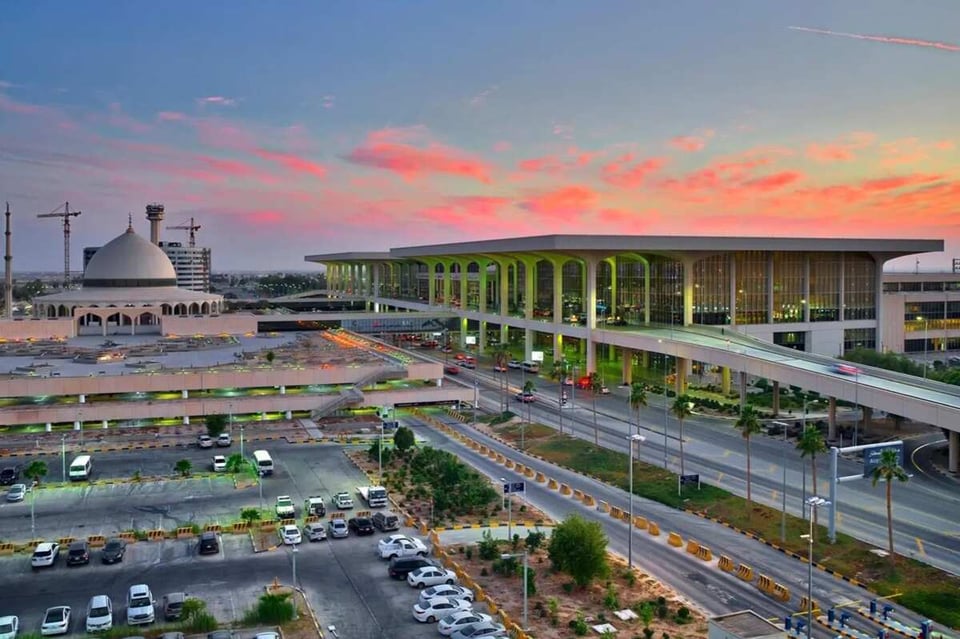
[916,538,925,556]
[717,472,724,483]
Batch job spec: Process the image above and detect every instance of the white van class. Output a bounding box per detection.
[126,584,155,625]
[521,361,540,373]
[86,594,113,632]
[69,455,92,481]
[252,450,274,476]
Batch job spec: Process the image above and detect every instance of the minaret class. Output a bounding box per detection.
[4,202,12,319]
[145,203,164,245]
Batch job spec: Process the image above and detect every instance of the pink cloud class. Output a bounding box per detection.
[668,130,715,152]
[246,210,285,225]
[601,155,668,188]
[519,185,598,216]
[743,171,803,191]
[788,26,960,53]
[193,117,258,150]
[254,148,327,178]
[345,131,492,183]
[860,173,942,192]
[805,132,875,163]
[518,155,565,174]
[157,111,188,122]
[493,141,512,153]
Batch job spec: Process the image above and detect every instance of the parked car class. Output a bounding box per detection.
[514,392,535,403]
[31,542,60,569]
[449,621,507,639]
[0,466,18,486]
[125,584,156,625]
[6,483,26,502]
[0,616,19,639]
[207,631,233,639]
[274,495,295,519]
[438,611,494,636]
[85,595,113,633]
[278,525,302,545]
[66,540,90,566]
[40,607,71,636]
[328,518,349,539]
[100,538,126,564]
[211,455,227,472]
[197,435,213,449]
[347,517,374,536]
[332,492,354,509]
[304,522,327,542]
[371,510,400,531]
[161,592,188,621]
[507,359,522,369]
[419,584,474,605]
[412,597,472,623]
[216,433,231,447]
[378,534,427,559]
[407,566,458,588]
[388,556,440,580]
[198,532,219,555]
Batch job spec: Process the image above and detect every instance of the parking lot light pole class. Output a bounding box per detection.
[804,497,830,639]
[292,544,299,594]
[61,434,67,483]
[627,434,645,570]
[30,484,36,537]
[501,552,528,630]
[500,477,512,540]
[377,419,384,484]
[239,424,245,461]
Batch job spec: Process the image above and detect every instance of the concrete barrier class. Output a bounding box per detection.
[0,543,15,556]
[232,521,249,533]
[280,518,296,526]
[559,483,572,496]
[487,449,497,459]
[799,596,817,612]
[696,545,713,562]
[718,555,734,571]
[573,488,584,501]
[772,583,790,602]
[736,564,753,582]
[514,463,525,474]
[597,500,610,513]
[204,524,222,533]
[668,532,683,548]
[175,527,195,539]
[479,445,489,455]
[633,516,647,530]
[86,535,106,548]
[583,494,596,507]
[547,478,559,490]
[610,506,624,520]
[58,536,76,547]
[685,539,700,555]
[648,522,660,536]
[495,453,506,464]
[756,574,775,594]
[118,531,137,543]
[504,459,515,470]
[523,467,535,478]
[147,530,165,541]
[260,520,278,532]
[305,515,319,524]
[535,472,546,483]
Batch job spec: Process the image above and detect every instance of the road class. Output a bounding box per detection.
[456,364,960,576]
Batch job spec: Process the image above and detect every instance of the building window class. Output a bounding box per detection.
[774,331,806,351]
[614,257,647,326]
[844,328,876,352]
[843,255,876,320]
[898,281,922,292]
[773,253,805,323]
[648,258,683,325]
[809,252,841,322]
[922,281,945,292]
[692,255,730,325]
[734,251,768,325]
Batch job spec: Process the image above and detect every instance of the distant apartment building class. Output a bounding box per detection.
[84,241,212,293]
[881,270,960,355]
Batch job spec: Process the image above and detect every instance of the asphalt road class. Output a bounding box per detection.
[463,366,960,576]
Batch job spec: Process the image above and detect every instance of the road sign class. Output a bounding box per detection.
[862,443,904,478]
[503,481,526,495]
[680,474,700,487]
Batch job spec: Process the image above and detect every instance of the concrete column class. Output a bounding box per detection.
[739,371,748,407]
[460,317,468,348]
[552,263,563,325]
[553,332,563,363]
[675,357,688,395]
[621,348,633,385]
[586,257,598,374]
[479,320,487,355]
[767,253,775,323]
[183,415,190,425]
[862,406,873,434]
[279,385,286,395]
[181,389,188,399]
[524,329,533,362]
[729,254,737,326]
[285,410,293,420]
[428,263,437,306]
[721,366,731,395]
[803,254,811,323]
[373,264,381,304]
[828,397,837,440]
[499,262,510,316]
[772,381,780,417]
[458,260,468,311]
[79,394,86,404]
[442,263,452,307]
[641,351,649,370]
[478,261,489,314]
[523,261,535,321]
[839,253,846,322]
[682,259,694,326]
[45,422,52,432]
[608,257,618,320]
[102,419,108,429]
[102,320,107,337]
[74,420,81,431]
[949,430,959,474]
[643,263,651,324]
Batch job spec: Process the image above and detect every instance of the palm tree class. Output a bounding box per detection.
[588,372,603,445]
[629,382,647,436]
[550,359,569,434]
[734,404,763,506]
[24,460,48,486]
[796,426,827,527]
[521,379,535,450]
[493,348,510,411]
[671,394,693,476]
[871,448,909,567]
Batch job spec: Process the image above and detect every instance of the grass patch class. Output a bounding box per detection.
[496,422,555,442]
[516,428,960,630]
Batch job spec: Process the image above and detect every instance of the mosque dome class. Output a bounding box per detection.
[83,226,178,288]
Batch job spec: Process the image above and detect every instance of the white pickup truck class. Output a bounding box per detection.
[356,485,388,508]
[377,534,428,560]
[275,495,295,519]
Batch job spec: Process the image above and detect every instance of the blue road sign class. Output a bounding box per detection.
[863,443,904,478]
[503,481,526,494]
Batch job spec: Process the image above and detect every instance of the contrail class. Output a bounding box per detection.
[788,26,960,52]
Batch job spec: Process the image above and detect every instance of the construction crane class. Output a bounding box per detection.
[37,201,81,287]
[166,217,201,247]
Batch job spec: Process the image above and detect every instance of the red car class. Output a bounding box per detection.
[444,365,460,375]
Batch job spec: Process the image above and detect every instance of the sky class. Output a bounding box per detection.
[1,0,959,273]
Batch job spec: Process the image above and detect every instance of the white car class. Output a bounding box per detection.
[5,483,26,502]
[211,456,227,472]
[439,611,494,636]
[304,522,327,542]
[197,435,213,449]
[85,595,113,633]
[412,597,472,623]
[31,542,60,569]
[329,518,348,539]
[0,615,19,639]
[278,524,302,545]
[40,607,70,636]
[419,585,474,605]
[275,495,295,518]
[450,621,507,639]
[378,535,428,560]
[407,566,458,588]
[332,492,354,509]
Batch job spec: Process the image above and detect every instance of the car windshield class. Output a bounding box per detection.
[0,622,14,633]
[167,601,183,611]
[70,546,86,555]
[105,541,121,551]
[45,610,64,622]
[90,606,110,617]
[34,549,51,557]
[130,595,151,608]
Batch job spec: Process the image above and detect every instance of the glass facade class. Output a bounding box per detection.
[734,251,769,325]
[844,328,876,351]
[843,254,876,320]
[648,258,683,324]
[809,252,841,321]
[772,253,805,323]
[692,255,730,325]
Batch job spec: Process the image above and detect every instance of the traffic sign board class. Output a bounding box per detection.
[863,443,904,478]
[503,481,526,495]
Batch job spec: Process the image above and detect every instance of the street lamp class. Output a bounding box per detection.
[61,434,67,483]
[917,316,929,380]
[377,417,384,484]
[803,496,830,639]
[627,434,645,570]
[30,483,36,537]
[239,423,245,461]
[659,339,668,469]
[500,476,512,540]
[501,551,529,630]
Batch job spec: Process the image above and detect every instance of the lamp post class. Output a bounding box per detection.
[917,315,929,379]
[804,497,830,639]
[500,476,512,540]
[627,434,645,570]
[659,340,668,469]
[501,551,529,630]
[239,423,245,461]
[377,418,384,484]
[61,434,67,483]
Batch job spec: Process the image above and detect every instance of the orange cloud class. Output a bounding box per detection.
[861,173,942,192]
[602,155,669,188]
[806,132,875,163]
[519,185,598,216]
[345,132,492,183]
[254,148,327,178]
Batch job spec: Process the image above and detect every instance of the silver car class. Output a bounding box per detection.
[304,522,327,542]
[328,518,348,539]
[5,483,26,502]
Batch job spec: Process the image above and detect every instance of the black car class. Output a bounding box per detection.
[347,517,374,536]
[0,466,18,486]
[101,537,126,564]
[198,531,219,555]
[66,540,90,566]
[388,556,440,580]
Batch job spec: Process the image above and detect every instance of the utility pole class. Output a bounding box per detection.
[37,202,81,287]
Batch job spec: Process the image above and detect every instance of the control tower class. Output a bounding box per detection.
[145,203,165,245]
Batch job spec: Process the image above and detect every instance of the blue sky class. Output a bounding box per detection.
[1,0,958,271]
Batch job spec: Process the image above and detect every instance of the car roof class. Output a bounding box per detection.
[89,595,111,606]
[201,531,217,539]
[129,584,151,595]
[69,540,88,548]
[45,606,69,614]
[35,542,56,551]
[164,592,187,602]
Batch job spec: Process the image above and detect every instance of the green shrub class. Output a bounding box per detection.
[603,582,620,610]
[243,593,295,625]
[493,556,517,576]
[562,581,575,594]
[465,546,473,560]
[547,597,560,626]
[569,612,589,636]
[675,606,692,624]
[643,629,655,639]
[525,531,546,552]
[478,530,500,560]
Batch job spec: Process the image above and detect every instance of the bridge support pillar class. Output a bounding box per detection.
[553,332,563,364]
[949,430,959,474]
[721,367,731,395]
[183,415,190,425]
[862,406,872,435]
[279,385,286,395]
[478,320,487,355]
[285,410,292,420]
[79,394,86,404]
[524,328,533,362]
[621,348,634,385]
[828,397,837,440]
[102,419,108,429]
[771,381,780,417]
[738,371,747,407]
[45,422,52,432]
[181,389,188,399]
[674,357,688,395]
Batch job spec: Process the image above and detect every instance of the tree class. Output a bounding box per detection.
[629,382,647,436]
[225,453,248,474]
[368,437,393,466]
[796,426,827,527]
[551,359,570,434]
[734,404,763,506]
[588,372,603,445]
[671,395,694,476]
[547,514,609,587]
[24,460,48,485]
[494,348,511,411]
[174,459,192,477]
[205,414,228,438]
[240,507,262,525]
[871,448,909,567]
[393,426,415,455]
[265,350,276,364]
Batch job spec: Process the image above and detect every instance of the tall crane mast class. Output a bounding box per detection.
[37,201,82,287]
[165,217,201,247]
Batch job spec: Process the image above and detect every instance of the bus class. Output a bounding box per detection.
[252,450,274,476]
